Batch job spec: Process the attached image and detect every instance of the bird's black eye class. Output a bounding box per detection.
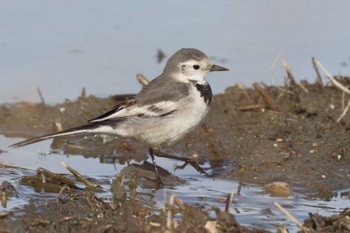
[193,65,200,70]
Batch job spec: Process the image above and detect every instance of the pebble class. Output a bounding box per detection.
[264,181,292,197]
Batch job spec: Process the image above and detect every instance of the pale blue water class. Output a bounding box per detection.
[1,1,350,103]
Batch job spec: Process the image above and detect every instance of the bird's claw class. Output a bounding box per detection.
[174,159,209,176]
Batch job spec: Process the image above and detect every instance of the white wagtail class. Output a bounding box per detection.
[10,48,229,184]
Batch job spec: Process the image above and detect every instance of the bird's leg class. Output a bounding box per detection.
[152,148,208,176]
[148,147,163,185]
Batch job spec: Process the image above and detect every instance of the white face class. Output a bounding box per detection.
[177,58,212,83]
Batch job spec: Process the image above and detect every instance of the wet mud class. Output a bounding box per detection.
[1,77,350,232]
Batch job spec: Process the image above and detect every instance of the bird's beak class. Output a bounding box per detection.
[210,64,229,72]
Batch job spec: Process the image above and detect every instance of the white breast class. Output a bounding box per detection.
[158,84,209,145]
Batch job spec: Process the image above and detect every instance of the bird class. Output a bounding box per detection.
[10,48,229,184]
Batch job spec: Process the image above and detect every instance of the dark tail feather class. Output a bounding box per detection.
[9,123,101,148]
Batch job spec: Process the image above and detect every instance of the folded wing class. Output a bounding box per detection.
[89,99,178,122]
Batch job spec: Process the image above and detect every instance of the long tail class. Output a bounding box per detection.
[9,122,109,148]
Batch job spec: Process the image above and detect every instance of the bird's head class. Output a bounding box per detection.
[163,48,229,84]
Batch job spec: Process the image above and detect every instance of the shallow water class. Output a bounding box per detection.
[1,1,350,103]
[1,135,350,232]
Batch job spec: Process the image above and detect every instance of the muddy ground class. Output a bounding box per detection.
[1,76,350,232]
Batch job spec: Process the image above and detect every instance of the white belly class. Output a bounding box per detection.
[160,89,209,145]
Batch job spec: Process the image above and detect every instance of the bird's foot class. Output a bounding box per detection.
[174,159,208,176]
[151,148,208,176]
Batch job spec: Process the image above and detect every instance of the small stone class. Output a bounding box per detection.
[276,138,284,142]
[264,181,292,197]
[192,153,199,159]
[205,220,218,233]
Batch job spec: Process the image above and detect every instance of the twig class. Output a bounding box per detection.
[282,60,297,86]
[337,99,350,122]
[298,81,310,93]
[253,83,280,111]
[167,193,175,230]
[224,188,235,214]
[1,191,7,208]
[61,162,96,190]
[0,162,34,171]
[341,91,346,111]
[312,57,324,87]
[282,60,309,92]
[36,167,77,187]
[237,82,252,100]
[136,74,150,87]
[274,201,309,232]
[270,54,282,85]
[237,182,242,195]
[37,87,46,106]
[174,196,186,211]
[238,104,266,111]
[314,59,350,94]
[224,194,231,213]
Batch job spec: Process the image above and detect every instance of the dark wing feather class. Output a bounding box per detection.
[9,122,104,148]
[88,99,135,122]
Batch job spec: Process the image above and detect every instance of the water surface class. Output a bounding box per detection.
[1,1,350,103]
